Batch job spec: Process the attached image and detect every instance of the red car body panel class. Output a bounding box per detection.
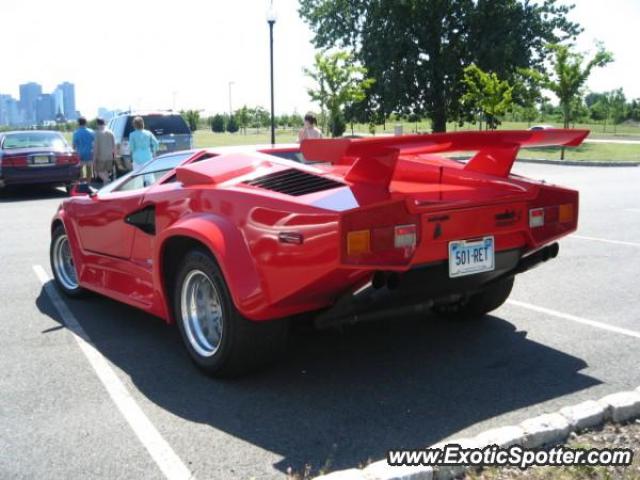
[52,130,584,323]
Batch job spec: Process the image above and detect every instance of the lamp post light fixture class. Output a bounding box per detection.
[266,1,277,146]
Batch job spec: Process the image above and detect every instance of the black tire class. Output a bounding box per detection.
[50,225,86,297]
[173,249,288,377]
[433,276,514,320]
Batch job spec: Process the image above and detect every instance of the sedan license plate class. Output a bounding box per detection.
[448,236,495,278]
[32,155,51,165]
[158,143,168,151]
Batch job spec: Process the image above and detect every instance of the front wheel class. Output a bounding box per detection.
[173,249,288,377]
[50,225,85,297]
[433,276,514,320]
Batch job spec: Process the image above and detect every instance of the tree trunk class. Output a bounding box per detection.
[431,114,446,133]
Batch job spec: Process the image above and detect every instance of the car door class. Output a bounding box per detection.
[73,177,147,259]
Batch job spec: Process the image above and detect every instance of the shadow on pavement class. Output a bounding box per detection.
[0,185,67,203]
[36,285,599,476]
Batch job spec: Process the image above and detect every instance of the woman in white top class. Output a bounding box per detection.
[298,112,323,142]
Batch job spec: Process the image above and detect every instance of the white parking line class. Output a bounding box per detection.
[571,235,640,248]
[33,265,194,480]
[507,299,640,339]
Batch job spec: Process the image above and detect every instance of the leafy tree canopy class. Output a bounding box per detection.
[299,0,582,132]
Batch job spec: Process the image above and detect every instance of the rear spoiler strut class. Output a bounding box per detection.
[301,129,589,187]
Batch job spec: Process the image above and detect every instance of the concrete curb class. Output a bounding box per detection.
[313,385,640,480]
[516,158,640,167]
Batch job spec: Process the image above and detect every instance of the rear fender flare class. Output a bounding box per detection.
[155,214,266,321]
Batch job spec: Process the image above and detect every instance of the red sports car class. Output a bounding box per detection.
[49,130,584,376]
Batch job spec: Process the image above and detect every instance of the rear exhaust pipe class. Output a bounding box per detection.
[514,243,559,275]
[371,271,401,290]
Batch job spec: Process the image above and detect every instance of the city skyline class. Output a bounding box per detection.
[0,81,77,126]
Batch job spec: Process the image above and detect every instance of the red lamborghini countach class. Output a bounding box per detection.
[50,130,585,376]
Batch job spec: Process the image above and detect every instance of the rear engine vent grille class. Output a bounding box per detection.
[243,169,345,196]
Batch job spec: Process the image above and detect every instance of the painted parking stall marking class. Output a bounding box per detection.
[507,299,640,340]
[33,265,194,480]
[570,234,640,248]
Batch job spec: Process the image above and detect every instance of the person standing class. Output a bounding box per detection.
[297,112,323,142]
[72,117,95,180]
[92,118,116,185]
[129,116,159,171]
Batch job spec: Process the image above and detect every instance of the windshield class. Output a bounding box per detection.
[98,151,199,195]
[124,115,191,137]
[2,132,67,150]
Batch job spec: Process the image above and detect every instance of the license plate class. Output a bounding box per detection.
[158,144,168,151]
[448,236,495,278]
[32,155,51,164]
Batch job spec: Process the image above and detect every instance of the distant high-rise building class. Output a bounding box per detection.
[0,95,21,126]
[57,82,76,120]
[53,87,65,118]
[35,94,55,124]
[19,82,42,124]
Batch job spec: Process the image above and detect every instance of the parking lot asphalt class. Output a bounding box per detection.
[1,162,639,480]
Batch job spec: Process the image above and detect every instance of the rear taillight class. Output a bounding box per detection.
[529,208,545,228]
[529,203,574,228]
[394,224,417,249]
[528,184,578,245]
[1,155,28,167]
[56,153,79,165]
[342,201,420,266]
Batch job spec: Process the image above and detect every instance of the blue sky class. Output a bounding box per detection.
[0,0,637,117]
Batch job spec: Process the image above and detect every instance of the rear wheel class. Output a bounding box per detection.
[50,225,85,297]
[433,276,514,320]
[173,249,288,377]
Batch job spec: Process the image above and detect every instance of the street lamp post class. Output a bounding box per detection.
[266,1,277,146]
[228,81,235,115]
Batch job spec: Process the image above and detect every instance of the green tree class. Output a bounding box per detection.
[235,106,251,134]
[299,0,581,132]
[461,64,514,130]
[210,114,225,133]
[226,115,239,133]
[512,68,545,126]
[180,110,200,132]
[545,43,613,158]
[304,51,374,137]
[609,88,626,133]
[289,112,304,128]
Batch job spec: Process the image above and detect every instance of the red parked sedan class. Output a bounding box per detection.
[49,130,585,377]
[0,130,80,191]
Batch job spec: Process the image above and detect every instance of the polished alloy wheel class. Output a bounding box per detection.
[180,270,224,357]
[52,234,78,290]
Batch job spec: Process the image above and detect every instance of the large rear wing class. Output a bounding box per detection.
[301,129,589,186]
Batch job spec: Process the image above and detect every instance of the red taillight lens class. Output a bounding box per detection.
[1,155,28,167]
[342,201,420,266]
[56,153,79,165]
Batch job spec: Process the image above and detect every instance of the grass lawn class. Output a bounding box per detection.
[357,119,640,139]
[522,143,640,162]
